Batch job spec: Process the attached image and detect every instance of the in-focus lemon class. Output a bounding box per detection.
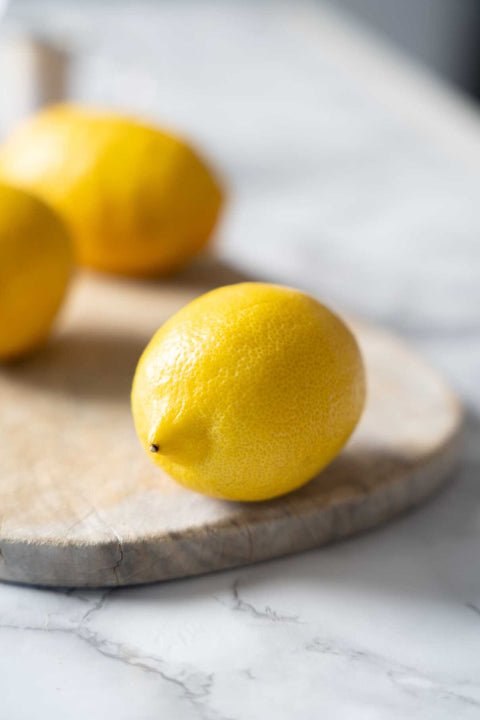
[0,104,223,277]
[0,182,72,361]
[132,282,366,501]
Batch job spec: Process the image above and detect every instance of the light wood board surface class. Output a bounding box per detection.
[0,258,462,587]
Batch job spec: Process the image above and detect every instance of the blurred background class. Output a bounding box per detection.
[0,0,479,399]
[327,0,480,97]
[1,4,479,717]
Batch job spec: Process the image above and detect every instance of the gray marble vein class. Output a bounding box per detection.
[1,0,480,718]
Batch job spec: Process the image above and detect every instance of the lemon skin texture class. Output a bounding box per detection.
[0,104,223,277]
[0,182,72,361]
[132,282,366,501]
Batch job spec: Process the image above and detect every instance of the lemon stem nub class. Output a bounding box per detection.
[149,443,160,453]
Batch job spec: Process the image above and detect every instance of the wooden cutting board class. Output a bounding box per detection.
[0,258,462,587]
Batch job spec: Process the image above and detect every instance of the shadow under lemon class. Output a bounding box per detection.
[0,255,271,525]
[3,256,255,401]
[0,254,433,541]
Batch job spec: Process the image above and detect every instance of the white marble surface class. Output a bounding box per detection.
[2,1,480,718]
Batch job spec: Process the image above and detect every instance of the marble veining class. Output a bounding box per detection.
[2,573,480,719]
[1,1,480,718]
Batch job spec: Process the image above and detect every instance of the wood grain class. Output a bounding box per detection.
[0,258,462,587]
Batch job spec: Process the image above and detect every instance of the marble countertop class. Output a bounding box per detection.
[2,1,480,718]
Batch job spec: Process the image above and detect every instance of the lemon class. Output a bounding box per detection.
[132,282,365,501]
[0,182,72,361]
[0,104,223,277]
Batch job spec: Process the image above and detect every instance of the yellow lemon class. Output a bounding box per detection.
[132,282,366,501]
[0,182,72,361]
[0,104,223,277]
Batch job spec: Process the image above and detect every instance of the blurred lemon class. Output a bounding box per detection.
[0,182,72,361]
[132,282,366,501]
[0,104,223,277]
